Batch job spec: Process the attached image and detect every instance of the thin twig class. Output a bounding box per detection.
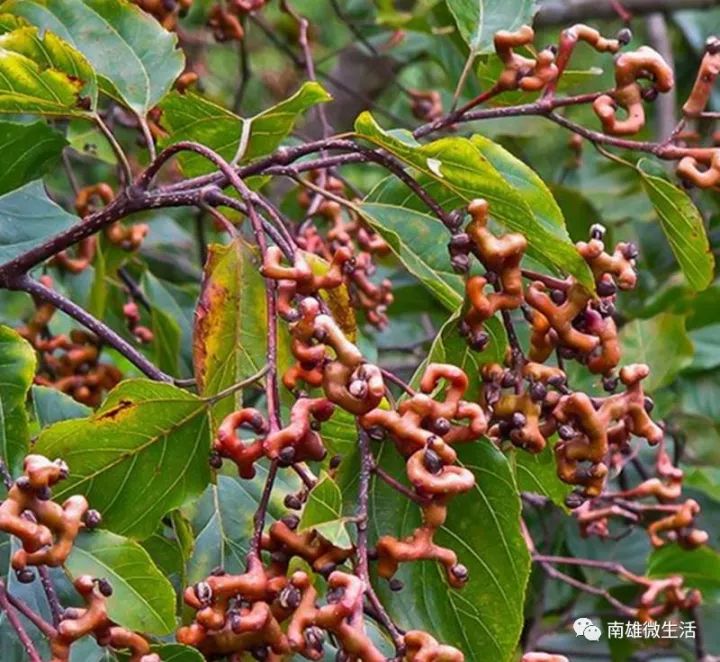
[94,114,133,185]
[248,460,279,559]
[204,365,270,404]
[0,458,14,489]
[118,267,152,311]
[373,464,429,505]
[0,581,42,662]
[5,590,57,639]
[7,274,172,383]
[357,430,406,656]
[38,566,63,628]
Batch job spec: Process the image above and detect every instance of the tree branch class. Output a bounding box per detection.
[535,0,720,26]
[6,274,172,383]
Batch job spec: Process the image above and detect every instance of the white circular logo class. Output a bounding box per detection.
[573,617,602,641]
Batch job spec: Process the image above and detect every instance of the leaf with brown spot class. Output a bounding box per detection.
[34,380,211,540]
[97,399,133,421]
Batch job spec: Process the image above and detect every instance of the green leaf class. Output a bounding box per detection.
[357,113,593,288]
[359,201,466,310]
[0,179,78,266]
[684,467,720,502]
[299,471,353,549]
[619,314,693,391]
[0,121,66,195]
[688,324,720,372]
[511,439,571,509]
[193,239,269,420]
[648,545,720,602]
[66,530,176,634]
[2,0,184,115]
[159,82,332,177]
[140,528,185,579]
[446,0,537,54]
[638,159,714,292]
[0,326,35,475]
[31,385,90,427]
[470,134,569,241]
[142,273,182,376]
[66,118,115,164]
[183,470,300,584]
[148,644,204,662]
[34,380,212,539]
[371,441,530,662]
[0,535,60,658]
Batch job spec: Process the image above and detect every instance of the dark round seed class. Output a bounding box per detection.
[84,509,102,529]
[597,279,617,297]
[565,491,586,509]
[97,578,113,597]
[559,347,576,360]
[451,255,470,274]
[449,233,471,250]
[644,86,659,102]
[617,28,632,46]
[496,420,511,438]
[644,396,655,413]
[423,448,443,474]
[388,578,404,592]
[367,426,386,441]
[529,382,547,402]
[558,425,576,441]
[602,376,618,392]
[251,646,268,660]
[590,223,606,240]
[209,451,223,469]
[470,331,489,351]
[432,417,451,435]
[501,372,517,388]
[278,446,296,465]
[282,514,300,530]
[279,585,302,610]
[284,494,303,510]
[511,412,527,429]
[305,626,325,649]
[451,563,469,582]
[230,612,242,633]
[36,487,52,501]
[706,36,720,54]
[550,289,567,305]
[622,242,639,260]
[194,581,212,603]
[16,569,35,584]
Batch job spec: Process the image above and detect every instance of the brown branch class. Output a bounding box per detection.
[535,0,720,25]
